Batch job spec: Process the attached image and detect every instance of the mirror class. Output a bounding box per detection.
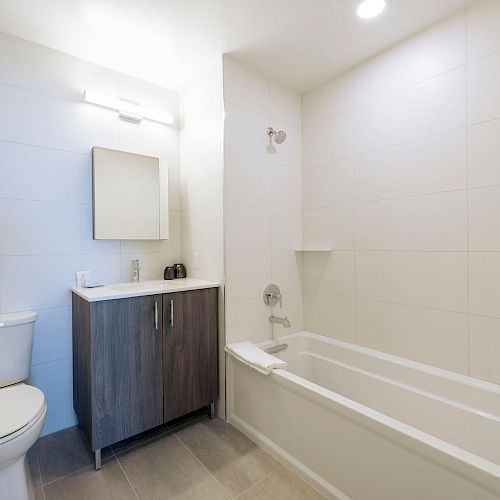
[92,147,168,240]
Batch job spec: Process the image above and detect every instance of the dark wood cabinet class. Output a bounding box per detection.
[164,288,218,420]
[72,287,218,468]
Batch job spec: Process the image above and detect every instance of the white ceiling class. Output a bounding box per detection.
[0,0,474,91]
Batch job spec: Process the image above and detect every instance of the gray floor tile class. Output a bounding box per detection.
[28,445,42,489]
[43,457,137,500]
[37,426,109,484]
[176,418,281,497]
[117,432,231,500]
[237,466,325,500]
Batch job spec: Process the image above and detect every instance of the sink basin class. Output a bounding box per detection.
[107,280,179,290]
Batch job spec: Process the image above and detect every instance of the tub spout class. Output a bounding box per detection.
[269,315,291,328]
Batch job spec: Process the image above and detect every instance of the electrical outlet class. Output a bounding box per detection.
[76,271,91,287]
[194,252,201,270]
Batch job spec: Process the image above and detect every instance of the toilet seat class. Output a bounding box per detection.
[0,384,45,443]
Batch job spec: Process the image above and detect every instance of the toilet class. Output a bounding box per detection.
[0,312,47,500]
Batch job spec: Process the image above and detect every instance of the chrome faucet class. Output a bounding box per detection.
[269,315,291,328]
[131,259,140,283]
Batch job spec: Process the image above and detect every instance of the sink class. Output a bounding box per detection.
[107,280,179,290]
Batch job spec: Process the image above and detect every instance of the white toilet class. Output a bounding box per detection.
[0,312,47,500]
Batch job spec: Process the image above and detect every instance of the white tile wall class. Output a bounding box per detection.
[301,0,500,381]
[0,34,182,435]
[223,57,303,342]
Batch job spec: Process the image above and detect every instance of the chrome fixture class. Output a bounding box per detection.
[267,127,287,144]
[131,259,140,283]
[263,284,282,307]
[269,315,292,328]
[265,343,288,354]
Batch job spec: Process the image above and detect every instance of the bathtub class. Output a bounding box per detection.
[227,331,500,500]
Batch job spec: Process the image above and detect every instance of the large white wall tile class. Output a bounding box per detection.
[223,57,269,115]
[0,142,91,204]
[181,154,223,210]
[119,251,180,283]
[468,119,500,188]
[357,299,468,373]
[268,80,301,127]
[355,11,465,105]
[271,250,302,294]
[467,51,500,125]
[303,292,355,342]
[302,205,355,251]
[275,291,303,335]
[182,204,223,254]
[356,128,466,202]
[466,0,500,61]
[29,357,73,416]
[469,314,500,384]
[356,68,466,153]
[270,166,301,210]
[0,199,119,256]
[225,204,271,253]
[225,297,271,344]
[302,111,354,166]
[271,208,302,251]
[356,191,467,251]
[302,157,355,209]
[302,251,355,297]
[224,154,270,206]
[356,251,468,313]
[31,306,72,365]
[0,83,119,154]
[302,71,355,127]
[0,254,121,311]
[224,103,300,168]
[469,252,500,318]
[469,186,500,250]
[226,252,271,302]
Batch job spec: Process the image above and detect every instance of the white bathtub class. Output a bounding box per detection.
[227,331,500,500]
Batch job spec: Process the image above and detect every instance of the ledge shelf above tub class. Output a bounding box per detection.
[293,248,333,252]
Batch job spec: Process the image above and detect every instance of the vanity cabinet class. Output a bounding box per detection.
[164,289,218,420]
[72,287,218,462]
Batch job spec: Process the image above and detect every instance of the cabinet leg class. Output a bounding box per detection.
[95,449,102,470]
[209,402,216,419]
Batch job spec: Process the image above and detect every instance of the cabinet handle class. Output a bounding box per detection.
[170,299,174,327]
[154,301,158,331]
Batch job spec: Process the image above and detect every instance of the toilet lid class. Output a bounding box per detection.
[0,384,45,439]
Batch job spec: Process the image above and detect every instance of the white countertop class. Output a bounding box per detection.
[71,278,220,302]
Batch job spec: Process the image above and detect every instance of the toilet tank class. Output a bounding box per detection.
[0,311,37,388]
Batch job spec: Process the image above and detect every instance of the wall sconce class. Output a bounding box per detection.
[83,90,174,125]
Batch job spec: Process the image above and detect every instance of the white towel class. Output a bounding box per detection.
[225,341,287,375]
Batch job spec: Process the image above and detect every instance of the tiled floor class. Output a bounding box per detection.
[29,414,326,500]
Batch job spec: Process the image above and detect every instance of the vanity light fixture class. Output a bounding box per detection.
[356,0,386,19]
[83,90,174,125]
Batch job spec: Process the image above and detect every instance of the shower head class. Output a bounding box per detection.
[267,127,286,144]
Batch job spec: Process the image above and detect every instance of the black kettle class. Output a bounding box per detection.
[174,263,187,279]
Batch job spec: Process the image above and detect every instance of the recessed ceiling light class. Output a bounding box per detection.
[357,0,386,19]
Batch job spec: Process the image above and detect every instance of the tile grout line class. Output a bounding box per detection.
[173,432,236,498]
[113,450,141,500]
[233,465,284,499]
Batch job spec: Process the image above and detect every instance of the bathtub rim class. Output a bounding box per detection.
[258,330,500,396]
[227,331,500,496]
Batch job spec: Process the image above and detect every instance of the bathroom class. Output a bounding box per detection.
[0,0,499,498]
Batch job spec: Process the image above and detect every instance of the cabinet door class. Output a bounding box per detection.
[90,294,163,449]
[164,288,218,421]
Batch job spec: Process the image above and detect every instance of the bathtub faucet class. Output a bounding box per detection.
[269,315,291,328]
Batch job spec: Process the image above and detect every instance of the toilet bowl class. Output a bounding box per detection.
[0,312,46,500]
